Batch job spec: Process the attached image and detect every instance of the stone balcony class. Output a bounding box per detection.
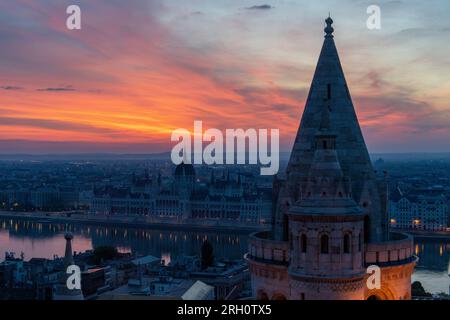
[247,231,289,266]
[247,231,415,268]
[365,232,416,266]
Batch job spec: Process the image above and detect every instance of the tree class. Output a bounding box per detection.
[411,281,432,298]
[201,240,214,270]
[91,246,118,264]
[435,292,450,299]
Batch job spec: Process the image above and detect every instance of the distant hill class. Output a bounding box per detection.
[0,153,171,161]
[0,152,450,162]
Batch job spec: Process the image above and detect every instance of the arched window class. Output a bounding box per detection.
[320,234,329,254]
[301,234,307,253]
[364,216,370,243]
[343,234,351,254]
[358,232,362,252]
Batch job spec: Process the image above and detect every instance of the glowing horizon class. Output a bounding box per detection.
[1,0,450,154]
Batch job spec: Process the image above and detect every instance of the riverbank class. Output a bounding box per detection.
[0,211,268,234]
[1,214,448,294]
[394,229,450,240]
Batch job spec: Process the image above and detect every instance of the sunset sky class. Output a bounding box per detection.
[1,0,449,154]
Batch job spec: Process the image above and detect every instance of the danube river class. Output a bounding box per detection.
[0,217,449,294]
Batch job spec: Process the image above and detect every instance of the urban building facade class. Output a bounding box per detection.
[90,165,272,226]
[389,187,448,231]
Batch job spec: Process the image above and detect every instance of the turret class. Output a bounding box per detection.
[274,15,386,242]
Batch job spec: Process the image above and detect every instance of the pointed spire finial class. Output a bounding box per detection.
[324,16,334,38]
[64,232,73,241]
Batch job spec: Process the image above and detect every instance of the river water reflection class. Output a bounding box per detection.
[0,218,448,294]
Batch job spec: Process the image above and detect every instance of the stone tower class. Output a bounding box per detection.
[287,103,367,299]
[273,17,387,244]
[246,17,416,300]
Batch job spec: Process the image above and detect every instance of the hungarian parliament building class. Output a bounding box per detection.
[89,163,272,227]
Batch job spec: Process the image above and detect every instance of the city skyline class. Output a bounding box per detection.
[1,0,449,305]
[1,0,450,154]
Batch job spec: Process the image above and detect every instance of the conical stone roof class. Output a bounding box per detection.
[274,17,387,242]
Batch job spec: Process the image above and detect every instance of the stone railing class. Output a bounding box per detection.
[247,231,289,265]
[365,232,415,265]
